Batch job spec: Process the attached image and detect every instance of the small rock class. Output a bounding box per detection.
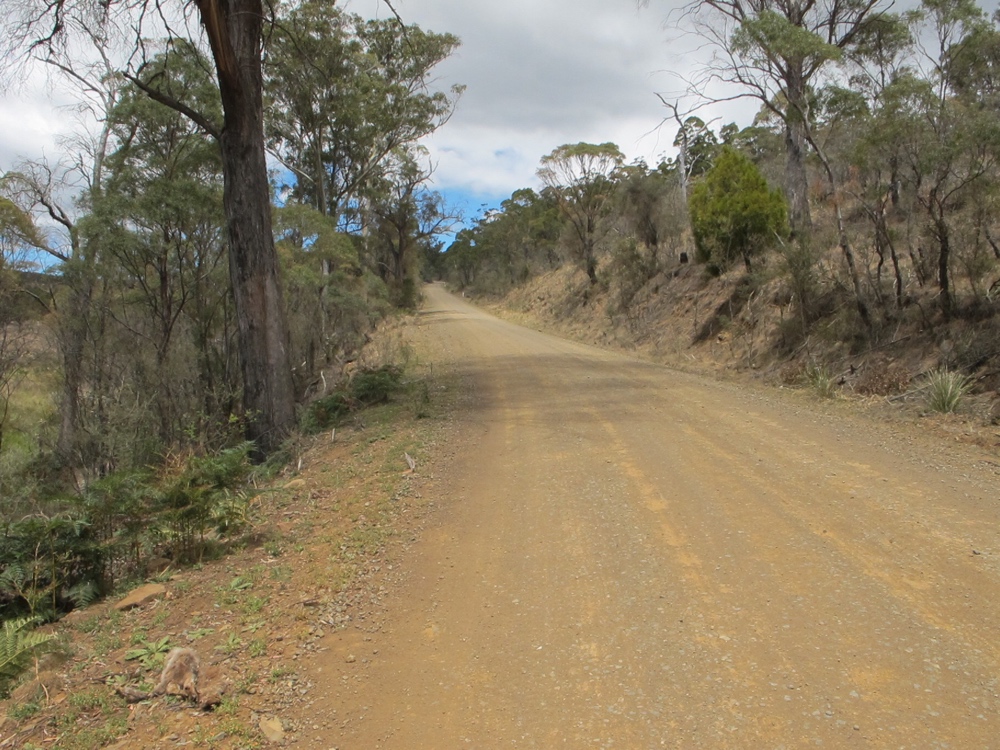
[113,583,167,611]
[345,654,356,664]
[259,716,285,743]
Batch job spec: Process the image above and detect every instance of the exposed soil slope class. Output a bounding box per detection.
[495,263,1000,432]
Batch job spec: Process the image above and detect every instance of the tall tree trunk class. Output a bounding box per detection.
[874,201,904,310]
[197,0,296,454]
[56,261,93,467]
[315,130,333,368]
[932,200,952,320]
[584,242,599,285]
[784,71,813,238]
[584,215,598,285]
[805,125,872,329]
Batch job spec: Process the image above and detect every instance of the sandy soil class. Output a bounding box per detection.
[287,284,1000,749]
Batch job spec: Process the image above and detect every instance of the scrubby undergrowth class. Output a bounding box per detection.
[0,316,450,748]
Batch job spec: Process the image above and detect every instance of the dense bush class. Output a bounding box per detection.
[302,365,404,433]
[0,443,255,621]
[689,147,789,273]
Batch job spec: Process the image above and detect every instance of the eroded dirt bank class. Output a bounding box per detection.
[293,283,1000,749]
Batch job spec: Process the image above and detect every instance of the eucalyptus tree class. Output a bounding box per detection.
[945,9,1000,108]
[0,199,47,455]
[838,13,914,309]
[11,0,298,454]
[673,0,891,238]
[675,0,898,327]
[2,21,127,468]
[443,228,481,290]
[498,188,563,277]
[266,0,462,229]
[674,116,720,180]
[98,39,229,445]
[367,148,454,308]
[537,142,625,285]
[273,202,372,392]
[898,0,1000,318]
[442,188,561,293]
[615,160,681,267]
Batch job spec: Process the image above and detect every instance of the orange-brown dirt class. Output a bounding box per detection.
[4,283,1000,749]
[295,284,1000,748]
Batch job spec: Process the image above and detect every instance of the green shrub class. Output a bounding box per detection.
[301,392,353,433]
[1,442,257,620]
[302,365,403,433]
[350,365,402,405]
[157,442,255,562]
[0,513,99,620]
[76,470,159,591]
[689,146,789,272]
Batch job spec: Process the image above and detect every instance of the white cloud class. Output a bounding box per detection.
[0,91,71,170]
[3,0,754,213]
[383,0,713,199]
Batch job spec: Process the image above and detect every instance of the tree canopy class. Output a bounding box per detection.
[537,142,625,284]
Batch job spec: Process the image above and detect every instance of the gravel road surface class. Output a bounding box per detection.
[297,284,1000,749]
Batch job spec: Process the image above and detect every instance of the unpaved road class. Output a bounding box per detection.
[297,284,1000,748]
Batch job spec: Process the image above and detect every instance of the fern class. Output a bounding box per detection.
[67,581,101,609]
[0,617,56,695]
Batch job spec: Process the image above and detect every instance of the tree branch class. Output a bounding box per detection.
[122,71,222,140]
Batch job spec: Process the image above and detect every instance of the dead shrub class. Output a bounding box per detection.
[855,358,911,396]
[779,361,807,386]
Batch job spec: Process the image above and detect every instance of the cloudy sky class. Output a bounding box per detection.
[379,0,717,220]
[0,0,758,230]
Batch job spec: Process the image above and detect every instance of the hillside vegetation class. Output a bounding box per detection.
[0,3,463,706]
[439,0,1000,434]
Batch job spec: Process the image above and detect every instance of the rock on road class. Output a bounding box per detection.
[298,284,1000,749]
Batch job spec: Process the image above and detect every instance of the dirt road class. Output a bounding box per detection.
[298,284,1000,748]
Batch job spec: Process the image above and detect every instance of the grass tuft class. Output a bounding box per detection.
[926,369,970,414]
[805,363,837,398]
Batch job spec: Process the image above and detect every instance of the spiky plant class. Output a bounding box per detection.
[0,617,56,695]
[805,363,837,398]
[926,369,970,414]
